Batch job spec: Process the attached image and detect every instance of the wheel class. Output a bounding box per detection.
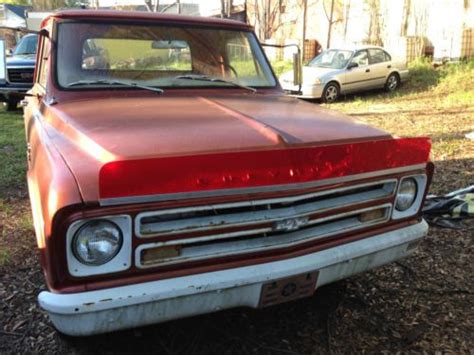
[322,82,340,103]
[385,73,400,92]
[5,100,19,111]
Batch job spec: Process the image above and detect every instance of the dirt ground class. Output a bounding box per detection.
[1,62,473,353]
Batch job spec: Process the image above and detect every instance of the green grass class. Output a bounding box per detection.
[406,57,441,90]
[0,109,27,198]
[269,60,293,77]
[0,248,9,265]
[0,109,27,266]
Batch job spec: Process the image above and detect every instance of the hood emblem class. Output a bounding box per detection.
[274,216,310,232]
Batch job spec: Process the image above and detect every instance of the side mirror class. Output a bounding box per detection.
[260,42,302,93]
[0,39,6,84]
[347,62,358,70]
[293,51,302,88]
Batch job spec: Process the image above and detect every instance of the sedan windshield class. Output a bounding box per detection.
[57,22,276,90]
[308,49,353,69]
[14,34,38,55]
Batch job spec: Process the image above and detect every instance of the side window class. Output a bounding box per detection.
[368,49,387,64]
[351,50,368,66]
[37,36,50,88]
[383,50,392,62]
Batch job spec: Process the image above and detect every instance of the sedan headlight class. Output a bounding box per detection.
[395,178,418,211]
[72,220,123,265]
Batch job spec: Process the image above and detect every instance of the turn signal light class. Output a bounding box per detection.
[141,246,181,265]
[358,208,386,223]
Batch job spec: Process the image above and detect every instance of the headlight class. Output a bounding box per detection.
[395,178,418,211]
[72,220,123,265]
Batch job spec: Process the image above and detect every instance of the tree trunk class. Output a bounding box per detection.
[344,0,351,40]
[327,0,335,48]
[302,0,308,43]
[221,0,226,18]
[401,0,411,36]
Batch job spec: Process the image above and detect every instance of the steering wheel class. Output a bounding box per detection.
[216,59,238,78]
[226,63,239,78]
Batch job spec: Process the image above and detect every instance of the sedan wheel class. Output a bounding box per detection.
[385,73,399,92]
[322,83,339,103]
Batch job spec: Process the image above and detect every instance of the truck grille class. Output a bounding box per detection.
[135,180,397,268]
[7,68,34,83]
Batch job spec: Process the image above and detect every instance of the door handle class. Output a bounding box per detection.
[387,65,392,68]
[365,68,370,72]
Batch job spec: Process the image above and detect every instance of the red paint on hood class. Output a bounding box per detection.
[99,137,431,199]
[43,93,400,202]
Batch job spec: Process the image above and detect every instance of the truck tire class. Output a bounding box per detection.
[5,100,19,111]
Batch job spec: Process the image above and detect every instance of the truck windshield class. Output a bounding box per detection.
[57,22,277,90]
[13,34,38,55]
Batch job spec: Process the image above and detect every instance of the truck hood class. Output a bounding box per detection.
[44,94,391,202]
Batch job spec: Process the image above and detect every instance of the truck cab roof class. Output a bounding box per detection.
[46,9,252,30]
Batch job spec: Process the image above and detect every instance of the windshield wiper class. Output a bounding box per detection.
[67,79,164,93]
[174,74,257,93]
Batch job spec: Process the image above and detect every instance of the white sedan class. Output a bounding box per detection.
[280,46,409,103]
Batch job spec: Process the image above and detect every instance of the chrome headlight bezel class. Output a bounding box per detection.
[392,175,427,220]
[66,215,132,277]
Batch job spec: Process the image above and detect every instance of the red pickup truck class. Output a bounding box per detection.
[21,10,432,336]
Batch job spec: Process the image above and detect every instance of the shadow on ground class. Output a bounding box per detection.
[59,282,345,354]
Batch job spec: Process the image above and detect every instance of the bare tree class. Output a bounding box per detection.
[323,0,343,48]
[301,0,308,43]
[325,0,335,47]
[248,0,284,40]
[158,0,182,13]
[400,0,411,36]
[412,1,428,57]
[144,0,159,12]
[364,0,384,46]
[343,0,351,40]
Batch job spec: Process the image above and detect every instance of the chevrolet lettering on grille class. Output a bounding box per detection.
[274,216,310,232]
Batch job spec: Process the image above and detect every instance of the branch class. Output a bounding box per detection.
[144,0,153,12]
[322,0,330,22]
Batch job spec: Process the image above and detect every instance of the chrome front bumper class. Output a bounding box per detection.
[39,220,428,336]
